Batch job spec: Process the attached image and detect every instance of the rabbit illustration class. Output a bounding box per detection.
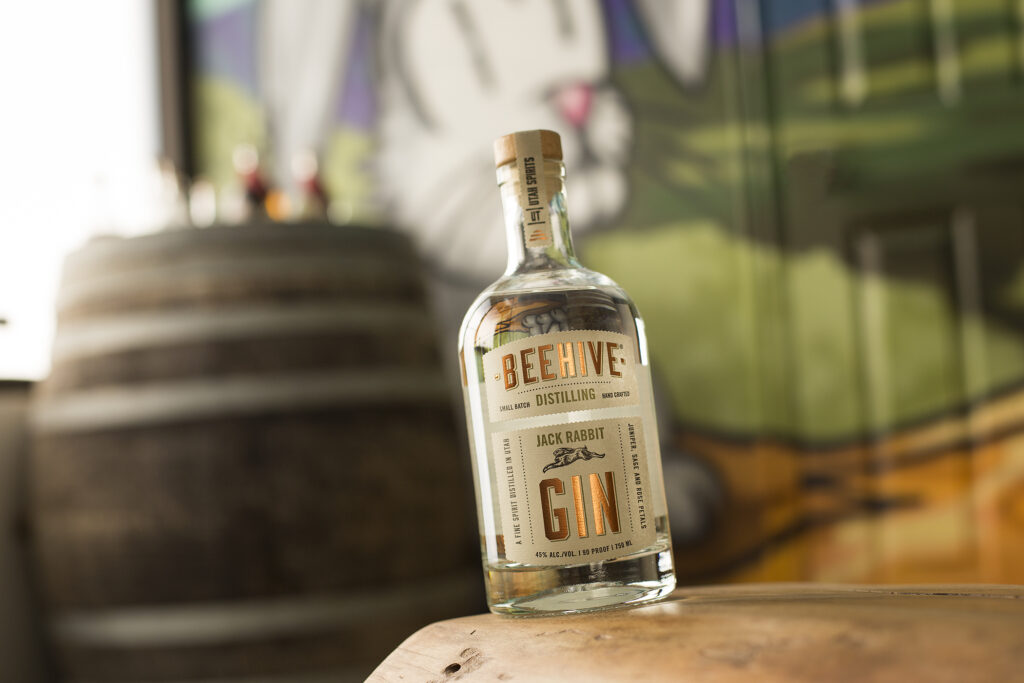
[377,0,708,283]
[377,0,630,283]
[542,446,606,473]
[259,0,710,282]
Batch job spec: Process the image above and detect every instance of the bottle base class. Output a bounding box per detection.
[489,578,675,616]
[485,544,675,616]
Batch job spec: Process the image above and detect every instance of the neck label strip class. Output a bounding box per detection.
[514,131,553,248]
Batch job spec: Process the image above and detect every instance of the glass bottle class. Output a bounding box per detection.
[458,130,675,615]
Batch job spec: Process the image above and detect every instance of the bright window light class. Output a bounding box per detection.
[0,0,159,380]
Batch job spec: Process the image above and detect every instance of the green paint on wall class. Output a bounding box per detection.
[585,222,1024,441]
[322,127,379,223]
[190,0,253,22]
[192,77,266,188]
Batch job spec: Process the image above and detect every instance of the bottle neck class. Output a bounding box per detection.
[496,159,581,275]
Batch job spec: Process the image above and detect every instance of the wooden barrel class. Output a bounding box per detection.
[373,584,1024,682]
[30,222,481,682]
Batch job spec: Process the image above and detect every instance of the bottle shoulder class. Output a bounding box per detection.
[488,265,623,295]
[458,267,643,354]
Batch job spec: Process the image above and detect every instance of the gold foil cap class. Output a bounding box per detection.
[493,129,563,168]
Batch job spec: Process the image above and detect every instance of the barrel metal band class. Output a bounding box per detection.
[52,572,480,649]
[51,302,431,362]
[57,253,420,313]
[33,369,450,433]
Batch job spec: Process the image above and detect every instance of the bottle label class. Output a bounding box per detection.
[493,417,657,565]
[513,131,553,248]
[482,330,640,423]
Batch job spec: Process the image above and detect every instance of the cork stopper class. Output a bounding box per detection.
[493,130,563,168]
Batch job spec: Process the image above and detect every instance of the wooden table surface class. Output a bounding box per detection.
[370,584,1024,682]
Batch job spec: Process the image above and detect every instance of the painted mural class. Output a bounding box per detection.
[188,0,1024,583]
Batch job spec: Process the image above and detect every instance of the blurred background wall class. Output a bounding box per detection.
[187,0,1024,584]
